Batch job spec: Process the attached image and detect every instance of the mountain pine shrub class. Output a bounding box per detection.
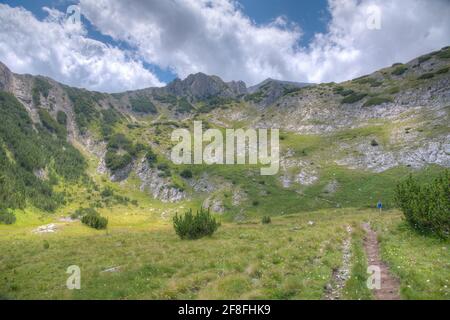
[0,210,16,225]
[363,96,393,107]
[417,73,434,80]
[418,55,432,64]
[391,65,408,76]
[130,96,157,114]
[180,169,193,179]
[173,208,220,240]
[56,111,67,126]
[395,171,450,239]
[341,93,368,104]
[435,67,449,75]
[80,209,108,230]
[262,216,272,224]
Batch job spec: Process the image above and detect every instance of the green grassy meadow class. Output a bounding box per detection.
[1,206,448,300]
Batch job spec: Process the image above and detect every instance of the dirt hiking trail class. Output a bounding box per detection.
[363,222,401,300]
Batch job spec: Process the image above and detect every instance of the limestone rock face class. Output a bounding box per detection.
[0,61,13,91]
[136,159,186,203]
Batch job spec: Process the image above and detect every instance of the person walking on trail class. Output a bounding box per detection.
[377,201,383,213]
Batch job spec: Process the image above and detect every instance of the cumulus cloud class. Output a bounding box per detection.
[79,0,450,85]
[0,4,163,92]
[1,0,449,91]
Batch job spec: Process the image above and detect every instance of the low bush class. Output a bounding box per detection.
[70,207,98,219]
[417,73,434,80]
[391,65,408,76]
[0,210,16,225]
[81,210,108,230]
[387,86,400,94]
[38,109,67,138]
[341,93,368,104]
[435,67,449,75]
[157,163,171,177]
[173,208,221,240]
[395,171,449,239]
[180,169,193,179]
[262,216,272,224]
[176,97,194,113]
[105,151,132,172]
[56,111,67,126]
[334,86,355,97]
[418,55,432,64]
[100,187,114,198]
[437,49,450,59]
[146,148,157,166]
[130,96,157,114]
[363,97,393,107]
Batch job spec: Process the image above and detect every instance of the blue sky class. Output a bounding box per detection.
[0,0,449,92]
[239,0,330,45]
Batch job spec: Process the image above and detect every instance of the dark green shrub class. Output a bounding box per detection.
[387,86,400,94]
[262,216,272,224]
[436,48,450,59]
[435,67,449,75]
[146,148,157,165]
[353,76,382,87]
[176,97,194,113]
[64,86,101,135]
[395,172,450,239]
[391,66,408,76]
[0,210,16,225]
[417,73,434,80]
[56,111,67,126]
[245,90,267,103]
[173,208,221,240]
[130,96,157,114]
[32,78,52,106]
[81,210,108,230]
[70,207,98,219]
[101,109,121,125]
[363,97,393,107]
[334,86,355,97]
[38,109,66,137]
[101,187,114,198]
[418,55,432,64]
[180,169,193,179]
[105,151,132,171]
[104,133,141,171]
[341,93,367,104]
[154,94,178,105]
[157,163,170,172]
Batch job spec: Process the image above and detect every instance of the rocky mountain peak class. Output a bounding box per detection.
[165,72,247,101]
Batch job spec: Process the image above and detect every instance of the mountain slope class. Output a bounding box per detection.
[0,46,449,218]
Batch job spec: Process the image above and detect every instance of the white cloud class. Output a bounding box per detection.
[79,0,450,85]
[0,4,163,92]
[1,0,449,91]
